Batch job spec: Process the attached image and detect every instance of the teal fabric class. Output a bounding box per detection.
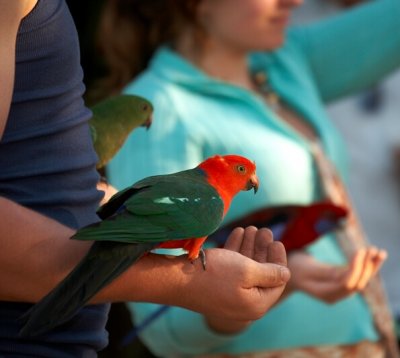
[107,0,400,356]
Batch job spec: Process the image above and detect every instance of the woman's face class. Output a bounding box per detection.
[197,0,303,52]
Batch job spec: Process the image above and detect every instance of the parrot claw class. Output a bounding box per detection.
[199,248,206,270]
[190,248,207,270]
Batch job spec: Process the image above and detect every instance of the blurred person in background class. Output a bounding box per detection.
[95,0,400,356]
[0,1,290,356]
[294,0,400,345]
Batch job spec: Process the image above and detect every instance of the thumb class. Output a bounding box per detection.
[252,262,291,288]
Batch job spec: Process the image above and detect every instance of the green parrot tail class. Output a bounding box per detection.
[18,241,157,338]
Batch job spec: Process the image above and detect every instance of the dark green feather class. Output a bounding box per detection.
[19,240,156,338]
[74,169,224,243]
[19,167,224,337]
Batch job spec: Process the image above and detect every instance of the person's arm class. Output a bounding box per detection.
[0,1,290,322]
[281,246,386,304]
[128,227,289,357]
[293,0,400,102]
[0,195,290,322]
[204,227,287,334]
[0,0,77,302]
[0,196,89,302]
[0,0,37,138]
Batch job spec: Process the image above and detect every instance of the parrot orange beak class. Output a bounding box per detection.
[246,174,259,194]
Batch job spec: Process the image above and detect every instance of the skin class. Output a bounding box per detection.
[284,248,387,304]
[173,0,387,316]
[0,194,290,321]
[176,0,303,92]
[206,227,288,333]
[0,0,289,326]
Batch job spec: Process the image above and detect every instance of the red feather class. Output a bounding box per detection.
[158,154,258,261]
[209,201,348,252]
[279,202,348,252]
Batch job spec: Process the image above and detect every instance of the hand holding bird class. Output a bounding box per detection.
[19,154,259,337]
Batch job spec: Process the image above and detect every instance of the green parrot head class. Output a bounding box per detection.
[89,94,154,169]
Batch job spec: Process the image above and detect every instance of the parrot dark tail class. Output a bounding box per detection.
[18,241,157,338]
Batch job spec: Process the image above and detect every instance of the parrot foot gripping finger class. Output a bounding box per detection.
[190,248,207,270]
[199,248,206,270]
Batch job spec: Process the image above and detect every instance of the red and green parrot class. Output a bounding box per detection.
[275,201,348,252]
[121,201,348,346]
[89,94,153,169]
[210,201,348,252]
[19,154,259,337]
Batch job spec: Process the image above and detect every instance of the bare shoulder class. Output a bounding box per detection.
[0,0,38,23]
[22,0,39,18]
[0,0,38,139]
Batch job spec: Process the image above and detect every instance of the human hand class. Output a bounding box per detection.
[285,246,387,304]
[97,180,118,206]
[204,226,289,334]
[94,229,289,325]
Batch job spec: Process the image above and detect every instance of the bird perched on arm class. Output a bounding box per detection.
[19,154,259,337]
[89,94,153,169]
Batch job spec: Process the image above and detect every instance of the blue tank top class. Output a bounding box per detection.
[0,1,109,355]
[0,0,103,229]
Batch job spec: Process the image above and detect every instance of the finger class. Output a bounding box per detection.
[252,262,291,287]
[253,228,274,263]
[355,247,377,290]
[239,226,257,258]
[266,241,287,267]
[357,247,387,290]
[370,249,387,275]
[344,249,367,290]
[224,227,245,252]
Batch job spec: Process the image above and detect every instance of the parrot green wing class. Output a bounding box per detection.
[89,94,153,169]
[72,169,224,244]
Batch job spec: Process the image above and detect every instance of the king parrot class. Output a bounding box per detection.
[89,94,153,169]
[121,202,348,346]
[276,201,348,252]
[19,154,259,337]
[209,201,348,252]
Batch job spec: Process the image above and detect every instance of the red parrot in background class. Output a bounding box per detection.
[210,202,348,252]
[121,202,348,346]
[19,154,259,338]
[276,202,348,251]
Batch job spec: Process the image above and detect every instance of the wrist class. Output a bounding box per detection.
[205,316,251,334]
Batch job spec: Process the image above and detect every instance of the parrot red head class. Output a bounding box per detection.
[198,155,259,199]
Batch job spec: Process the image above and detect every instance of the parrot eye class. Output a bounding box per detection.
[142,104,149,111]
[236,165,247,174]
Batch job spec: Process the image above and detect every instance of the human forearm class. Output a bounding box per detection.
[299,0,400,101]
[0,197,198,306]
[93,248,289,319]
[1,200,290,324]
[0,196,91,302]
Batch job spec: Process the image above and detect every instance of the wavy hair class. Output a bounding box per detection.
[90,0,201,101]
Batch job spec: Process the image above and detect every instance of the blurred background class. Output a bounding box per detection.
[293,0,400,327]
[65,0,400,354]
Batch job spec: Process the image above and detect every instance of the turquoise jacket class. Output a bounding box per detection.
[107,0,400,356]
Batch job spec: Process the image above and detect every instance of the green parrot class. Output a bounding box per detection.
[89,94,153,169]
[19,154,259,337]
